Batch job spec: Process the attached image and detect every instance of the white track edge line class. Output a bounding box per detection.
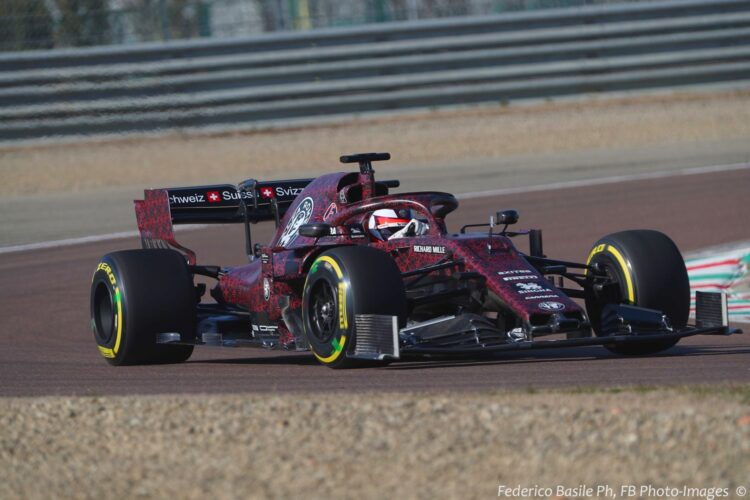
[455,161,750,200]
[1,161,748,255]
[0,225,207,255]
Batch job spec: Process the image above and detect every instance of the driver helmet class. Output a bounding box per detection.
[368,209,410,240]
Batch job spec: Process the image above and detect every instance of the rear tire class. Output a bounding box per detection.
[303,246,406,368]
[90,249,196,365]
[584,230,690,356]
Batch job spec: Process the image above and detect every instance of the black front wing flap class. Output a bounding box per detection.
[400,298,742,356]
[159,295,742,360]
[400,324,740,356]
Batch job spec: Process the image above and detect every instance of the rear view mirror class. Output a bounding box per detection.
[496,210,519,225]
[299,223,333,238]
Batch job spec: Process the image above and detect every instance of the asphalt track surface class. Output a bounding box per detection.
[1,168,749,397]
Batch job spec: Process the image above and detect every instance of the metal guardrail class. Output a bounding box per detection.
[1,0,750,142]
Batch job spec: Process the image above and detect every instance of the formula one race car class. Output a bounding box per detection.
[90,153,740,367]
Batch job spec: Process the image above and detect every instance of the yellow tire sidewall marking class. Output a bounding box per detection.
[585,243,636,304]
[94,262,123,359]
[338,282,348,330]
[584,244,606,275]
[317,256,343,279]
[312,335,347,364]
[308,255,349,364]
[606,245,635,303]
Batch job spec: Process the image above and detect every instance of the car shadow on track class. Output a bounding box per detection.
[185,343,750,369]
[386,343,750,371]
[188,352,320,366]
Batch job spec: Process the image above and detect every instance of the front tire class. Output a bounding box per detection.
[90,249,196,365]
[585,230,690,356]
[303,246,406,368]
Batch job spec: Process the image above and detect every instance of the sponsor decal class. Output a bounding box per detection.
[258,185,305,199]
[251,324,279,333]
[169,193,205,205]
[503,275,538,281]
[97,262,117,286]
[95,262,122,359]
[278,197,314,247]
[261,253,270,264]
[222,190,253,202]
[338,282,348,329]
[525,294,559,300]
[263,278,271,301]
[513,281,554,295]
[515,282,543,291]
[590,243,606,257]
[517,289,554,295]
[497,269,533,276]
[413,245,447,254]
[348,225,365,239]
[275,186,304,198]
[338,190,347,204]
[538,301,566,311]
[169,189,254,206]
[323,203,338,222]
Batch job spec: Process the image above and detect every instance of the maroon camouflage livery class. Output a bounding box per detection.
[124,152,736,365]
[135,189,197,264]
[135,159,583,350]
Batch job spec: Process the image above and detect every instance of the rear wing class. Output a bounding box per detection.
[134,178,312,263]
[162,179,312,224]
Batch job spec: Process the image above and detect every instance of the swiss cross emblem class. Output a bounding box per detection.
[260,187,275,199]
[206,191,221,203]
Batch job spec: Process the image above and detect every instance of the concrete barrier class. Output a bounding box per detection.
[1,0,749,141]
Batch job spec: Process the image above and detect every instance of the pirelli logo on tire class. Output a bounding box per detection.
[92,261,124,359]
[97,262,117,286]
[338,282,348,330]
[315,255,350,330]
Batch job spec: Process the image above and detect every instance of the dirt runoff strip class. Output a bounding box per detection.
[2,88,750,196]
[1,388,748,499]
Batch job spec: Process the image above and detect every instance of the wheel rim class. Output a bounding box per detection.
[600,258,626,304]
[589,255,633,337]
[309,279,337,344]
[93,282,115,343]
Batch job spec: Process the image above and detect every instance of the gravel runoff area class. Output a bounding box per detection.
[1,388,749,499]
